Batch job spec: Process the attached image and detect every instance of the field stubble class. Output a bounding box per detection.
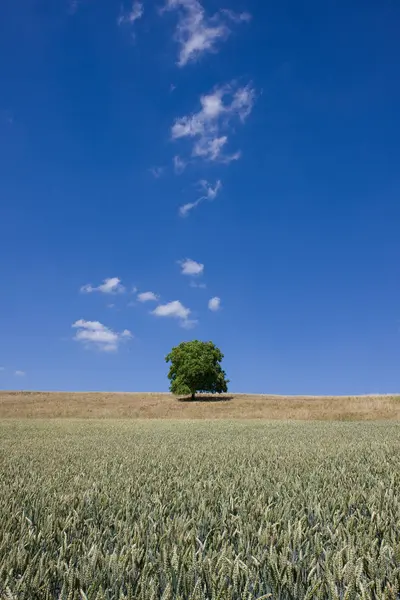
[1,391,400,420]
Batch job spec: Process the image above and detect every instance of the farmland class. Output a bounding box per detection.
[1,391,400,420]
[1,419,400,599]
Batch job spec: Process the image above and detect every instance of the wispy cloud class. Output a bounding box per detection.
[199,179,222,200]
[72,319,132,352]
[190,280,207,289]
[179,179,222,216]
[171,82,255,162]
[221,9,252,23]
[162,0,250,66]
[208,296,221,311]
[152,300,197,328]
[118,1,144,26]
[179,258,204,275]
[173,155,187,174]
[179,200,200,217]
[14,370,26,376]
[80,277,125,294]
[149,166,165,178]
[137,291,159,302]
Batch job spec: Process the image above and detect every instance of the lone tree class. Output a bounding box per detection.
[166,340,229,400]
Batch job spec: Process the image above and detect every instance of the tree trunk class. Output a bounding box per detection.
[191,392,195,400]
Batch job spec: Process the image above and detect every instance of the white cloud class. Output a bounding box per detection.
[179,200,201,217]
[14,370,26,376]
[137,291,159,302]
[171,83,255,162]
[149,166,164,178]
[152,300,189,319]
[179,179,222,216]
[179,258,204,275]
[193,135,227,160]
[80,277,125,294]
[208,296,221,311]
[121,329,133,338]
[173,154,187,174]
[162,0,250,66]
[118,1,144,25]
[72,319,132,352]
[152,300,196,327]
[199,179,222,200]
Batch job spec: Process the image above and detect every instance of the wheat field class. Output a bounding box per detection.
[1,419,400,599]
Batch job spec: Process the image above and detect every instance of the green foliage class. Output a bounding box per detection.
[165,340,229,398]
[1,420,400,599]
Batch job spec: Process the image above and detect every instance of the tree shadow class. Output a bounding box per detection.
[178,394,234,403]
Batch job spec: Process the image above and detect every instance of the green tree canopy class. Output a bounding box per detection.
[165,340,229,399]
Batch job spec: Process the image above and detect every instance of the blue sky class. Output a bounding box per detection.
[1,0,399,394]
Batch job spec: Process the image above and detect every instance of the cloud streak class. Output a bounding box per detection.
[180,179,222,216]
[171,82,255,162]
[162,0,250,66]
[149,166,164,178]
[118,1,144,26]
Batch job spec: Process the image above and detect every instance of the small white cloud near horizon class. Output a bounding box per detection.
[152,300,197,328]
[81,277,125,294]
[161,0,250,67]
[137,291,159,302]
[179,258,204,276]
[179,179,222,216]
[171,82,255,162]
[208,296,221,311]
[72,319,132,352]
[14,370,26,376]
[118,1,144,26]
